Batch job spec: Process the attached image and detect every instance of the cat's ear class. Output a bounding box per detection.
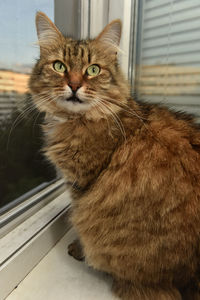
[35,11,63,48]
[96,19,122,52]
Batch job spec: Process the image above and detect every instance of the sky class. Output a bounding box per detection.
[0,0,54,72]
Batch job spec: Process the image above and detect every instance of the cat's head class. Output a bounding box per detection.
[29,12,130,119]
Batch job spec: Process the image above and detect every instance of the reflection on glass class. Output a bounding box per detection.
[0,0,56,208]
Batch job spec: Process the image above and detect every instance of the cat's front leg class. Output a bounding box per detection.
[68,239,85,261]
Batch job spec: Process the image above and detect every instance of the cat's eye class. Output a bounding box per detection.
[86,65,100,77]
[53,61,66,73]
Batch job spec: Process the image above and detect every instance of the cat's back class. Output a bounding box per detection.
[143,104,200,153]
[108,102,200,218]
[123,102,200,174]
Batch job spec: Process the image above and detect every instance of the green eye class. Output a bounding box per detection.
[87,64,100,76]
[53,61,66,73]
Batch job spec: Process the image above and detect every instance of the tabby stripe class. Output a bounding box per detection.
[74,44,79,56]
[80,47,84,58]
[88,50,91,64]
[63,46,66,59]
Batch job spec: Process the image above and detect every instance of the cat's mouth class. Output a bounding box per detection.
[66,96,83,104]
[57,94,91,113]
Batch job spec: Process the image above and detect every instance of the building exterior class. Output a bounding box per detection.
[0,70,29,121]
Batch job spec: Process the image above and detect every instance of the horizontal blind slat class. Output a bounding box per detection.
[143,18,200,40]
[143,9,200,30]
[136,0,200,108]
[142,42,200,59]
[144,0,200,20]
[142,53,200,65]
[145,0,189,10]
[140,66,200,76]
[136,95,200,107]
[139,75,200,86]
[142,30,200,50]
[138,85,200,96]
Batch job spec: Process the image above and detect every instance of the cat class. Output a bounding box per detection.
[29,11,200,300]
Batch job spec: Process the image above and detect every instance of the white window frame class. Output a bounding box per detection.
[0,179,66,238]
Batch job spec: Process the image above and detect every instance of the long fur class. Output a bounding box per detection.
[29,12,200,299]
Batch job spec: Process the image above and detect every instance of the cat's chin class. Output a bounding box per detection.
[56,98,92,113]
[66,96,83,104]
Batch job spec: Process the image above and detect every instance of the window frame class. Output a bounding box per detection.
[0,179,66,238]
[86,0,136,78]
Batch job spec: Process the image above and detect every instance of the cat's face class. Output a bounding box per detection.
[29,12,129,118]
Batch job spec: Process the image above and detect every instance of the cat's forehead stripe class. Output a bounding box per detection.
[64,40,91,66]
[68,47,71,57]
[63,47,66,59]
[80,47,84,58]
[88,50,91,64]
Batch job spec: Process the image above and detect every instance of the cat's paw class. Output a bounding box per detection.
[68,239,85,261]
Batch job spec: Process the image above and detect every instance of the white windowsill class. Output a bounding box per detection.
[0,189,71,300]
[5,229,116,300]
[0,179,66,238]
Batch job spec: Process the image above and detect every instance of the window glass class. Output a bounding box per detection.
[0,0,56,209]
[135,0,200,114]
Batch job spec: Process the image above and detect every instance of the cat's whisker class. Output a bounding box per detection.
[95,97,126,141]
[30,95,63,132]
[92,99,113,136]
[99,95,152,135]
[16,94,50,121]
[101,101,126,141]
[6,94,59,150]
[102,95,147,121]
[7,103,38,149]
[85,91,142,122]
[32,109,42,133]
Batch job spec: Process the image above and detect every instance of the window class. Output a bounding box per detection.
[0,0,56,210]
[135,0,200,115]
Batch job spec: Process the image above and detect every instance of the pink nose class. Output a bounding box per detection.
[68,82,81,92]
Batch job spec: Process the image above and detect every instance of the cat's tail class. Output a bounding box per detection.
[112,279,182,300]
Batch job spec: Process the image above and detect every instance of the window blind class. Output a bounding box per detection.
[136,0,200,114]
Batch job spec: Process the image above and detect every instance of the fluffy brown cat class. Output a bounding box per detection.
[29,12,200,300]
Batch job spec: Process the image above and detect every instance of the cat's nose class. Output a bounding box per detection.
[68,82,81,92]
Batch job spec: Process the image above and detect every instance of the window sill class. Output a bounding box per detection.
[4,229,115,300]
[0,189,71,300]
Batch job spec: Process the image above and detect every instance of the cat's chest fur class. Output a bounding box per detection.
[43,116,119,191]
